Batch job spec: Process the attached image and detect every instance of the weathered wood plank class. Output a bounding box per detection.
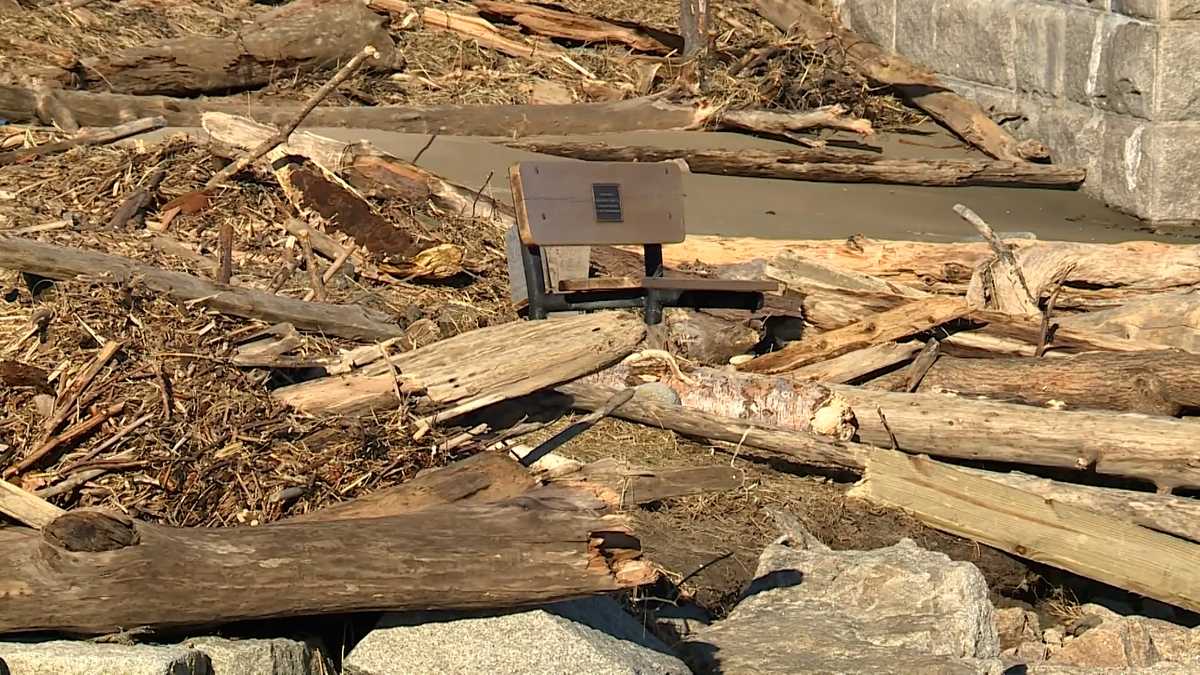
[850,450,1200,613]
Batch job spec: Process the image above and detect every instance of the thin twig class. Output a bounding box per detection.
[217,221,234,285]
[204,46,380,190]
[953,203,1035,305]
[298,233,325,302]
[303,243,356,302]
[1037,285,1064,358]
[6,402,126,478]
[412,134,438,164]
[876,407,899,451]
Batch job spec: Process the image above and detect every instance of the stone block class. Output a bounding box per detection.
[344,598,690,675]
[1014,3,1066,96]
[1005,97,1106,194]
[184,637,317,675]
[1144,121,1200,223]
[1100,18,1157,118]
[1063,11,1156,118]
[930,0,1017,88]
[840,0,896,51]
[0,641,208,675]
[1158,24,1200,120]
[1114,0,1200,19]
[894,0,942,75]
[1100,115,1154,217]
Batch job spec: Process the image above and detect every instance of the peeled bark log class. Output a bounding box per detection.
[0,489,652,635]
[865,351,1200,416]
[754,0,1047,162]
[580,361,858,440]
[556,381,869,472]
[506,141,1086,188]
[273,311,645,415]
[79,0,397,96]
[597,362,1200,490]
[0,237,406,342]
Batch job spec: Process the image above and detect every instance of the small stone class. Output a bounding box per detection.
[1047,614,1199,669]
[634,382,681,406]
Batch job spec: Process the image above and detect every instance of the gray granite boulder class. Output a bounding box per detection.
[683,512,1003,674]
[184,637,318,675]
[0,641,208,675]
[344,597,688,675]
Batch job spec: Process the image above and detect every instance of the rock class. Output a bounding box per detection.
[183,637,317,675]
[682,512,1003,674]
[651,604,711,646]
[1044,627,1066,646]
[1002,641,1051,667]
[343,597,689,675]
[1048,611,1200,670]
[0,641,209,675]
[995,606,1041,650]
[634,381,682,406]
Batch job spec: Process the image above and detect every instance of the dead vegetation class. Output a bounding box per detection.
[1,0,1195,657]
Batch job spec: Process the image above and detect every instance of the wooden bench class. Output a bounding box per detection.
[509,160,777,324]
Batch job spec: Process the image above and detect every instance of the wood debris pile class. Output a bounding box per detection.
[1,0,1196,661]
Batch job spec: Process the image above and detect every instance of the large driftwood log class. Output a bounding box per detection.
[556,381,869,472]
[0,488,653,635]
[579,360,858,439]
[662,236,1200,312]
[957,467,1200,544]
[78,0,396,96]
[0,85,862,140]
[505,141,1086,188]
[273,312,645,416]
[867,351,1200,416]
[1059,291,1200,353]
[851,450,1200,614]
[831,383,1200,491]
[0,237,406,342]
[754,0,1047,162]
[607,362,1200,490]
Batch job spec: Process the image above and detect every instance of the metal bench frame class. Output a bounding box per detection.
[511,161,772,325]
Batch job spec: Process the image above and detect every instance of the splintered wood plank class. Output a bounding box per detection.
[851,449,1200,614]
[0,479,65,529]
[740,296,969,374]
[273,311,646,415]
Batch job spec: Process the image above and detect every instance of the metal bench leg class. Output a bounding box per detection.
[644,288,664,325]
[521,244,549,320]
[644,244,664,278]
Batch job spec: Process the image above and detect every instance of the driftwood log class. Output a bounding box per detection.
[663,236,1200,312]
[1058,291,1200,353]
[956,467,1200,544]
[600,362,1200,490]
[740,296,970,374]
[474,0,679,53]
[754,0,1047,162]
[852,450,1200,614]
[78,0,396,96]
[505,141,1086,188]
[556,381,869,472]
[866,351,1200,416]
[0,85,865,139]
[0,237,407,342]
[272,311,645,417]
[0,486,653,635]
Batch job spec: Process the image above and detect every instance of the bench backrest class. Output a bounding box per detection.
[510,161,686,247]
